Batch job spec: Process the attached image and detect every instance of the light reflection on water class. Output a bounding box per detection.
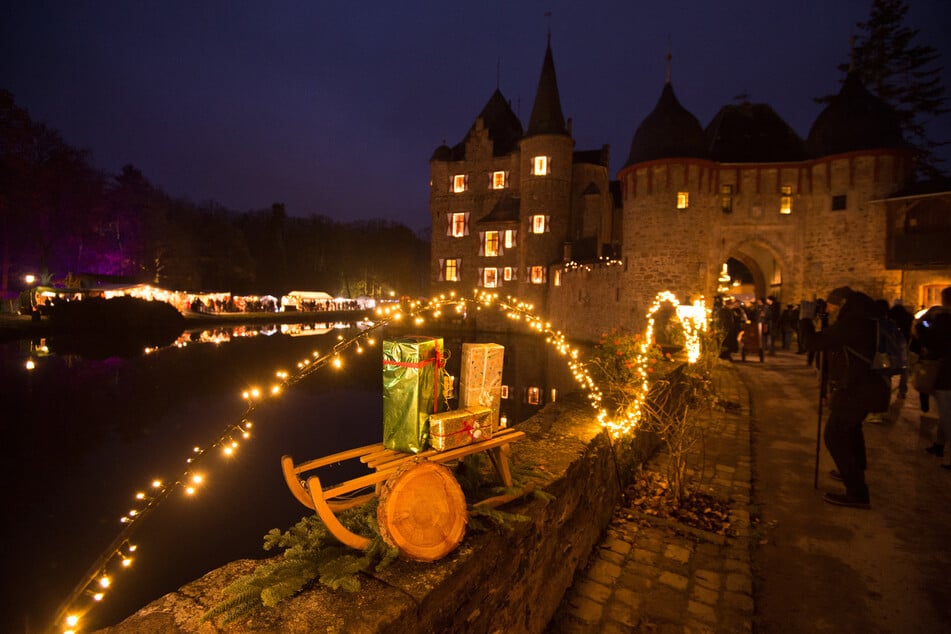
[0,322,576,632]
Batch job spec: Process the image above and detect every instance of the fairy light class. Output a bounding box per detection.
[52,290,639,632]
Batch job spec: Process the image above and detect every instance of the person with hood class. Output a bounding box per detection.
[800,286,889,508]
[918,286,951,466]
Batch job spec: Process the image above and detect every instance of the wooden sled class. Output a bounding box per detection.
[281,427,526,551]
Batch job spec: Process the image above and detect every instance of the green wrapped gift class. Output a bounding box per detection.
[382,336,447,453]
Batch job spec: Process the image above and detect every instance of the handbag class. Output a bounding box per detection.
[912,357,941,394]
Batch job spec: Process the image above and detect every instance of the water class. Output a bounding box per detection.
[0,322,575,632]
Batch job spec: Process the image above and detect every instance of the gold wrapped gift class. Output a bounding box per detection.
[429,407,492,451]
[459,343,504,436]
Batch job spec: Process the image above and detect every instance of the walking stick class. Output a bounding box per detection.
[813,350,826,489]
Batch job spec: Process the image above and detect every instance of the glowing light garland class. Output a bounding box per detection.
[52,289,706,632]
[598,291,710,439]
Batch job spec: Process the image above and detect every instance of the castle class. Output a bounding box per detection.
[429,39,951,341]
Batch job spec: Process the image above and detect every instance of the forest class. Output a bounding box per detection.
[0,90,431,300]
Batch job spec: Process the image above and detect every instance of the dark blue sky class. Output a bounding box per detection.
[4,1,950,231]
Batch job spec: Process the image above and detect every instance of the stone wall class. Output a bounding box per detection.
[101,394,654,634]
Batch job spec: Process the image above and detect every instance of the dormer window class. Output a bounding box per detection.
[532,156,550,176]
[677,192,689,209]
[491,170,508,189]
[453,174,468,193]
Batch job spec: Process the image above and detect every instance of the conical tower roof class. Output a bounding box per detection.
[526,40,568,137]
[706,102,806,163]
[626,82,707,166]
[806,73,904,157]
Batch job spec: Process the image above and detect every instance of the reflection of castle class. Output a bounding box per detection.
[429,40,951,340]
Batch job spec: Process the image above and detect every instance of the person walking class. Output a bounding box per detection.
[800,286,889,508]
[918,287,951,466]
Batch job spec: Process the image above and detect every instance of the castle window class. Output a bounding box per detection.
[440,258,460,282]
[832,194,847,211]
[448,212,469,237]
[530,266,547,284]
[531,214,550,234]
[453,174,468,193]
[780,186,792,214]
[526,386,541,405]
[491,170,508,189]
[923,284,946,308]
[532,156,550,176]
[677,192,689,209]
[553,269,562,287]
[481,231,500,257]
[721,184,733,214]
[501,385,509,399]
[503,266,516,281]
[504,229,517,248]
[481,267,499,288]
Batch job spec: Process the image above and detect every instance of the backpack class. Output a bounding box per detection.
[847,317,908,376]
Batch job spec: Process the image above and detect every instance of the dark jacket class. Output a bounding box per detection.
[918,306,951,391]
[799,291,889,409]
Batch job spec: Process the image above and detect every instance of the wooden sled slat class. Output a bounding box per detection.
[283,428,527,552]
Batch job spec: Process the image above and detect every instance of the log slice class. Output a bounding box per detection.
[377,460,467,561]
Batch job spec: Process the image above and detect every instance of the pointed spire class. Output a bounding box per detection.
[665,47,672,84]
[526,38,568,137]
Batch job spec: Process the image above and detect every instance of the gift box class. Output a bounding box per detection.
[429,407,493,451]
[382,336,447,453]
[459,343,504,436]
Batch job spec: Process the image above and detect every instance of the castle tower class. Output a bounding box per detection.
[518,38,575,308]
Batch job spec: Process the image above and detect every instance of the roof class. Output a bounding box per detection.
[626,82,707,166]
[573,147,610,167]
[705,102,806,163]
[479,194,521,223]
[526,41,568,137]
[806,73,905,157]
[432,89,523,162]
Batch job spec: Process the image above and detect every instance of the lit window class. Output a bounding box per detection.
[501,385,509,399]
[677,192,689,209]
[532,156,550,176]
[482,267,498,288]
[453,174,468,193]
[483,231,500,257]
[531,215,550,234]
[832,194,847,211]
[530,266,546,284]
[780,186,792,214]
[491,171,507,189]
[443,259,459,282]
[504,229,517,248]
[553,269,562,286]
[720,184,733,214]
[527,386,541,405]
[503,267,515,281]
[448,212,468,237]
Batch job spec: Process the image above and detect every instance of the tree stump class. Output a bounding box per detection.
[377,460,467,561]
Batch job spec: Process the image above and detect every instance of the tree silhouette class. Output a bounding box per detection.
[826,0,948,179]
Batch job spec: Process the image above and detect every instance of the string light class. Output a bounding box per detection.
[51,289,709,632]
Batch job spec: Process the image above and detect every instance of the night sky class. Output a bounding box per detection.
[4,1,950,231]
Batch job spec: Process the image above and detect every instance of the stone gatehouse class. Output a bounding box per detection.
[429,39,951,341]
